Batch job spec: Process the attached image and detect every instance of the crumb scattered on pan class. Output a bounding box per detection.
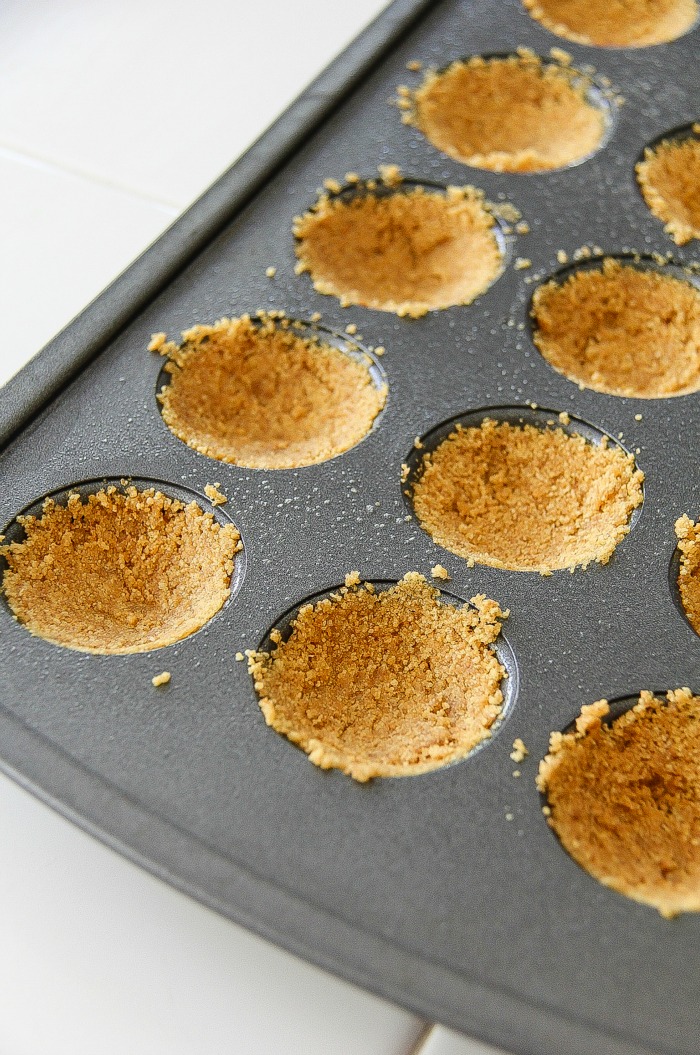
[344,570,361,587]
[204,483,227,506]
[374,345,385,356]
[635,413,643,421]
[512,770,521,778]
[430,564,450,580]
[248,573,508,781]
[265,266,277,278]
[403,53,609,173]
[557,249,569,264]
[558,411,570,425]
[401,463,410,483]
[152,671,171,687]
[157,313,385,470]
[538,689,700,917]
[293,168,505,317]
[510,737,529,762]
[1,486,241,654]
[675,515,700,635]
[522,0,698,47]
[345,323,358,335]
[514,258,532,270]
[406,59,422,71]
[411,418,643,572]
[531,258,700,398]
[235,651,245,661]
[637,136,700,246]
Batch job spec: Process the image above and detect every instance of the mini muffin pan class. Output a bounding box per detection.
[1,1,699,1052]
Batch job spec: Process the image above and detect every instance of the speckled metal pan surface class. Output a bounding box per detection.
[1,2,699,1053]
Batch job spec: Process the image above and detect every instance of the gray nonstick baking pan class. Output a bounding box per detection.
[1,2,699,1052]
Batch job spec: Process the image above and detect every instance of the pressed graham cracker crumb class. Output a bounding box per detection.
[637,137,700,246]
[152,671,171,687]
[532,258,700,398]
[412,419,643,573]
[430,564,450,580]
[158,314,385,470]
[293,173,504,317]
[510,737,529,762]
[1,486,241,654]
[675,515,700,635]
[405,54,607,173]
[248,573,507,781]
[148,331,167,352]
[204,483,227,506]
[538,689,700,917]
[522,0,698,46]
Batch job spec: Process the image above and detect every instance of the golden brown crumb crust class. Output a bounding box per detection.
[522,0,698,47]
[538,689,700,917]
[412,419,643,572]
[637,137,700,246]
[1,486,241,654]
[531,258,700,398]
[248,573,507,781]
[293,178,503,317]
[675,514,700,635]
[406,53,606,173]
[158,314,385,469]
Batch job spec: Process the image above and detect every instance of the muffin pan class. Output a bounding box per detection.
[1,1,700,1052]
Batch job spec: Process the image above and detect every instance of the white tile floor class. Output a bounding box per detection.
[0,2,504,1052]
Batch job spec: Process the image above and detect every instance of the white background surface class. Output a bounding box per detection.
[0,2,503,1052]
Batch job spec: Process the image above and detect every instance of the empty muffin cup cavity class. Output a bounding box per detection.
[538,690,700,917]
[0,481,243,654]
[403,52,610,173]
[156,314,386,469]
[637,125,700,246]
[293,170,507,317]
[531,256,700,398]
[522,0,698,47]
[408,408,643,573]
[248,572,513,781]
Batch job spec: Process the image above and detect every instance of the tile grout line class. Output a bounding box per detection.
[0,140,182,215]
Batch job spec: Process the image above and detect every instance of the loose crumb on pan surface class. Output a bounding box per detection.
[411,418,643,573]
[637,137,700,246]
[430,564,450,580]
[157,313,385,470]
[531,258,700,398]
[522,0,698,47]
[292,168,505,317]
[404,53,608,173]
[248,573,508,781]
[675,515,700,635]
[1,486,241,654]
[510,737,529,762]
[152,671,171,687]
[538,689,700,917]
[204,483,227,506]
